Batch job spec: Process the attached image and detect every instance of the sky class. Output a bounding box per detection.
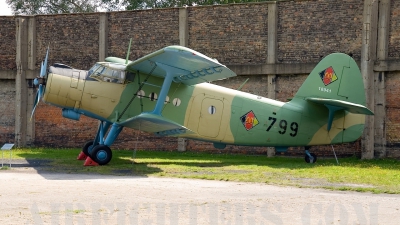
[0,0,12,16]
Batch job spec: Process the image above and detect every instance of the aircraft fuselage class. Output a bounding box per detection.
[43,69,365,148]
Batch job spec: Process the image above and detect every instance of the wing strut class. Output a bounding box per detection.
[117,65,157,121]
[152,62,188,115]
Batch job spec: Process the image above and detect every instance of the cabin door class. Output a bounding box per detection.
[197,98,224,138]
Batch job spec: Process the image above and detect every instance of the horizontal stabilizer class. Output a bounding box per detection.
[306,97,374,115]
[118,113,194,136]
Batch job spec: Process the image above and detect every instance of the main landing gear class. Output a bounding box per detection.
[304,146,317,163]
[77,121,123,166]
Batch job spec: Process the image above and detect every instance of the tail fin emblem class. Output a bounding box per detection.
[319,66,338,86]
[240,110,259,131]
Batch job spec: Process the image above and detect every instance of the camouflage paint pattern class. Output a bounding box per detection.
[42,47,373,150]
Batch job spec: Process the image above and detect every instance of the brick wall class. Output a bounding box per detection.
[0,17,16,143]
[0,80,15,144]
[386,0,400,157]
[385,71,400,157]
[35,14,100,70]
[277,0,363,63]
[0,17,16,70]
[1,1,400,158]
[275,74,307,102]
[388,0,400,59]
[188,4,268,65]
[108,9,180,60]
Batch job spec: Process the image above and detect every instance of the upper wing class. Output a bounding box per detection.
[118,113,194,137]
[108,46,236,85]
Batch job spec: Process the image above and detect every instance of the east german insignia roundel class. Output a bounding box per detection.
[240,110,259,131]
[319,66,338,86]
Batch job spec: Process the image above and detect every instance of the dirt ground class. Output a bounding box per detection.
[0,164,399,224]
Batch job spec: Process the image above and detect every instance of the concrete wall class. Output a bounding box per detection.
[0,0,398,158]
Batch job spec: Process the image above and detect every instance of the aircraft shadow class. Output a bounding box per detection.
[4,154,162,181]
[131,152,400,171]
[6,151,400,181]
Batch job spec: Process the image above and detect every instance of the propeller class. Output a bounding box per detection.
[31,47,49,120]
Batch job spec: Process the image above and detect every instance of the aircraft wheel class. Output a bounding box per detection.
[91,145,112,165]
[82,141,96,156]
[305,153,317,163]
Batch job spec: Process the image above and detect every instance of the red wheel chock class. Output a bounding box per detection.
[84,157,99,166]
[77,151,87,160]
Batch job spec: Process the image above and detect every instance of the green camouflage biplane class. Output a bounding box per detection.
[32,43,373,165]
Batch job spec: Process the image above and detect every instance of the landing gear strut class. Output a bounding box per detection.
[77,121,123,166]
[304,147,317,163]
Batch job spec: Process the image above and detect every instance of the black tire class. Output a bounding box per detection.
[82,141,96,156]
[305,153,317,163]
[90,145,112,165]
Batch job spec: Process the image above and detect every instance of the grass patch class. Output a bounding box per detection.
[7,148,400,194]
[0,166,10,170]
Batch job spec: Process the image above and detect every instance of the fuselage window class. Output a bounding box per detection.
[172,98,181,106]
[149,92,158,101]
[89,62,126,84]
[137,90,145,98]
[208,106,216,115]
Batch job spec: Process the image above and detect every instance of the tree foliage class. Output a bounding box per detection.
[124,0,271,10]
[6,0,109,15]
[6,0,272,15]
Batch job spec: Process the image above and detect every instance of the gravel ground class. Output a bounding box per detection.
[0,164,399,224]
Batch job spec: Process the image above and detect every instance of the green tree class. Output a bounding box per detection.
[6,0,115,15]
[124,0,270,10]
[6,0,272,15]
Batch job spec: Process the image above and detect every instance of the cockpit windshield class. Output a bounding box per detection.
[88,62,126,84]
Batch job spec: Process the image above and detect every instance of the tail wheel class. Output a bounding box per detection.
[305,153,317,163]
[91,145,112,165]
[82,141,96,156]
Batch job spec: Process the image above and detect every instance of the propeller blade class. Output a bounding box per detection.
[31,47,49,120]
[30,84,43,120]
[40,48,49,77]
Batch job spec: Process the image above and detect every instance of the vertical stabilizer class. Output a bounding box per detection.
[294,53,367,107]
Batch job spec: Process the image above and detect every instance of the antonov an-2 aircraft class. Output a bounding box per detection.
[32,43,373,165]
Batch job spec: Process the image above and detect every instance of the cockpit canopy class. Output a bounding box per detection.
[88,62,127,84]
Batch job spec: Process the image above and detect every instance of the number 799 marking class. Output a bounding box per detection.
[266,117,299,137]
[266,117,276,131]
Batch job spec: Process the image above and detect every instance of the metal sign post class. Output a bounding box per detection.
[1,143,14,168]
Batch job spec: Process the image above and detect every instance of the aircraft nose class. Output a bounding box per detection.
[42,65,87,110]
